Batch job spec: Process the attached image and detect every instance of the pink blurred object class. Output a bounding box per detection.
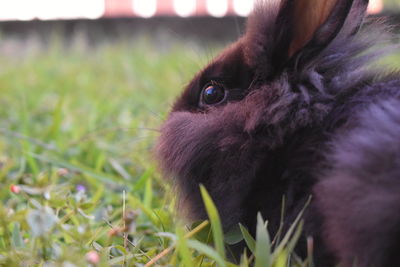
[104,0,133,17]
[10,184,21,194]
[86,250,100,265]
[368,0,383,14]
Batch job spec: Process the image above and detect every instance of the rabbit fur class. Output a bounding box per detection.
[156,0,400,266]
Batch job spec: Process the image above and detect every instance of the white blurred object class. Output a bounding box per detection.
[0,0,105,20]
[368,0,383,14]
[174,0,196,17]
[0,0,386,21]
[132,0,157,18]
[233,0,255,17]
[37,0,105,20]
[206,0,228,17]
[0,0,36,20]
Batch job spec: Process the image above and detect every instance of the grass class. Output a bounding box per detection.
[0,32,398,266]
[0,35,306,267]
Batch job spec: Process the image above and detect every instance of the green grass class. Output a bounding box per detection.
[0,34,398,266]
[0,36,307,267]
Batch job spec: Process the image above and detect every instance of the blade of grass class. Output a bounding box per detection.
[254,213,271,267]
[286,220,304,255]
[144,177,153,209]
[45,97,64,144]
[272,196,311,260]
[176,227,193,267]
[145,221,209,267]
[132,167,154,191]
[187,240,227,267]
[29,153,124,187]
[200,185,226,260]
[239,223,256,254]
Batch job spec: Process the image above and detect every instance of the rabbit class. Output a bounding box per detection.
[156,0,400,266]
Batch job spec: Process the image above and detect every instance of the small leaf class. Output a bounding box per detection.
[12,223,24,248]
[77,208,95,220]
[114,245,128,255]
[225,224,244,245]
[240,250,250,267]
[79,202,94,210]
[109,158,131,180]
[274,249,289,267]
[254,213,271,267]
[108,254,134,265]
[92,241,103,251]
[144,177,153,208]
[27,207,57,237]
[239,224,255,254]
[20,185,46,195]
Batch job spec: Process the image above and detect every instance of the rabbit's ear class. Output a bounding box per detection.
[287,0,369,62]
[288,0,349,57]
[244,0,369,74]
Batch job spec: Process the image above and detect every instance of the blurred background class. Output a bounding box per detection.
[0,0,399,46]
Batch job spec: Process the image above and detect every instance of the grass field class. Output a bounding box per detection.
[0,33,399,266]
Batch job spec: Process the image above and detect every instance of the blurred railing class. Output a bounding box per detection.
[0,0,385,21]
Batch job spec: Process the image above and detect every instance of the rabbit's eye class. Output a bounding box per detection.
[201,84,226,105]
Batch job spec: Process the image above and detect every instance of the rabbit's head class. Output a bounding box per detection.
[156,0,371,230]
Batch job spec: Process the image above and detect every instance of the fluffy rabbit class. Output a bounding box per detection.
[156,0,400,266]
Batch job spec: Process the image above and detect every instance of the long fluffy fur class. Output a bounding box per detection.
[156,0,400,266]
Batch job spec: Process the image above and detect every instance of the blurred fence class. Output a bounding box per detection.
[0,0,388,21]
[0,0,398,46]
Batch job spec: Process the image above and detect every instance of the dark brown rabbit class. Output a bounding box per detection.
[156,0,400,266]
